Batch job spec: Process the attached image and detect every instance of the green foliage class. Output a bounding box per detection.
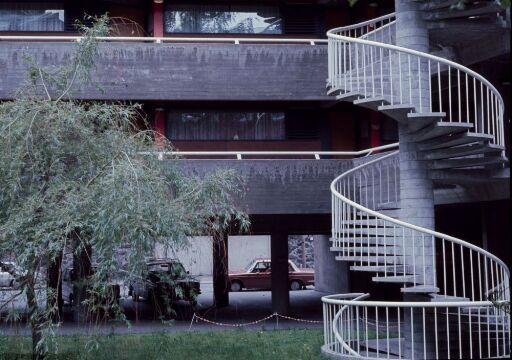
[0,14,248,359]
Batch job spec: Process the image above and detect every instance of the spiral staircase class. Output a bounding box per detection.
[321,3,510,360]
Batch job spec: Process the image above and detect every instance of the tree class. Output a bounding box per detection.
[0,15,248,359]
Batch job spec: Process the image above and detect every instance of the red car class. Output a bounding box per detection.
[228,259,314,292]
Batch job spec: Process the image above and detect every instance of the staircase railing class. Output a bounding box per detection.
[324,150,510,358]
[327,13,505,147]
[323,12,509,356]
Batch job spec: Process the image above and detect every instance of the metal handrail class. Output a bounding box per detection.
[0,35,328,45]
[330,151,510,274]
[327,27,503,105]
[326,14,505,147]
[139,142,399,160]
[327,13,396,34]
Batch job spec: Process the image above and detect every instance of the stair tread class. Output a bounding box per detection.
[372,275,417,283]
[401,285,440,293]
[410,121,473,142]
[429,155,508,170]
[350,265,413,273]
[417,132,495,151]
[423,142,503,160]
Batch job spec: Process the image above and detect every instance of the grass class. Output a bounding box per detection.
[0,329,324,360]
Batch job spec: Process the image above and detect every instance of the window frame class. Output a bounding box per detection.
[163,1,283,36]
[0,2,66,33]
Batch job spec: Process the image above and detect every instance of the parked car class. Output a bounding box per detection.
[62,266,121,306]
[228,259,314,292]
[0,262,16,287]
[128,259,200,305]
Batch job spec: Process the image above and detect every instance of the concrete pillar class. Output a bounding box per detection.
[212,230,229,308]
[313,235,350,293]
[154,108,165,147]
[152,1,164,38]
[395,2,436,358]
[395,0,431,113]
[271,231,289,315]
[395,0,435,285]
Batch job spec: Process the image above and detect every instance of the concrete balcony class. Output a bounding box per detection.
[0,40,330,101]
[168,159,352,215]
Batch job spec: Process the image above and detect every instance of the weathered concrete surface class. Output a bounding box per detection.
[313,235,349,294]
[167,159,353,215]
[0,42,330,101]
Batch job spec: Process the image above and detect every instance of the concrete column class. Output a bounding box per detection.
[154,108,165,147]
[395,1,435,285]
[395,2,436,358]
[313,235,350,294]
[395,0,431,112]
[212,230,229,308]
[152,1,164,38]
[271,231,289,315]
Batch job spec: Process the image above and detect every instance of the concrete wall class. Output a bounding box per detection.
[228,235,271,272]
[313,235,349,293]
[0,42,330,101]
[169,159,353,215]
[154,236,212,276]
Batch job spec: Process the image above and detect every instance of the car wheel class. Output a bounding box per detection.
[230,281,242,292]
[290,280,303,291]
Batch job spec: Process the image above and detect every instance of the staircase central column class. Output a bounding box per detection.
[395,1,437,358]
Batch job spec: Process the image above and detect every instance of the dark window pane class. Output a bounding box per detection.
[0,2,64,32]
[166,112,285,140]
[165,4,282,34]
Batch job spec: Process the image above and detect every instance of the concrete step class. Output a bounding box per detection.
[372,275,418,283]
[353,96,390,110]
[332,237,402,246]
[423,142,503,160]
[378,104,415,124]
[356,209,401,218]
[430,169,491,185]
[422,1,504,21]
[333,246,400,255]
[335,91,362,102]
[428,155,508,170]
[407,112,446,132]
[401,285,440,294]
[336,255,401,264]
[429,294,470,302]
[342,219,389,226]
[417,132,495,151]
[344,227,403,236]
[350,265,414,273]
[409,121,473,142]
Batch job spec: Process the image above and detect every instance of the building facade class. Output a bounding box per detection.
[0,1,510,357]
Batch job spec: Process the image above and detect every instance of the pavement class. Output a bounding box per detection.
[0,277,329,336]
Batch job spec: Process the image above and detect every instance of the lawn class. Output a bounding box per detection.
[0,329,324,360]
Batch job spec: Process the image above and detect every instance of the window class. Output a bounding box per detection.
[166,111,286,141]
[165,3,282,34]
[0,2,64,32]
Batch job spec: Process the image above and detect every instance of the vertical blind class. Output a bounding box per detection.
[164,4,282,34]
[166,112,286,140]
[0,2,64,32]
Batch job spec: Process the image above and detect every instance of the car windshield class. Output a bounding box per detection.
[244,260,256,272]
[171,262,187,277]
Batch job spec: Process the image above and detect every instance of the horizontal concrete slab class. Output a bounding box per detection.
[0,42,331,101]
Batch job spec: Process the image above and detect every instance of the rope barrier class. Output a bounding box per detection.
[188,312,323,330]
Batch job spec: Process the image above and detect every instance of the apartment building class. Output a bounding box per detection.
[0,1,510,357]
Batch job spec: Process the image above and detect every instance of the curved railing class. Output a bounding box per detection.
[327,12,505,147]
[323,12,509,357]
[324,151,510,358]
